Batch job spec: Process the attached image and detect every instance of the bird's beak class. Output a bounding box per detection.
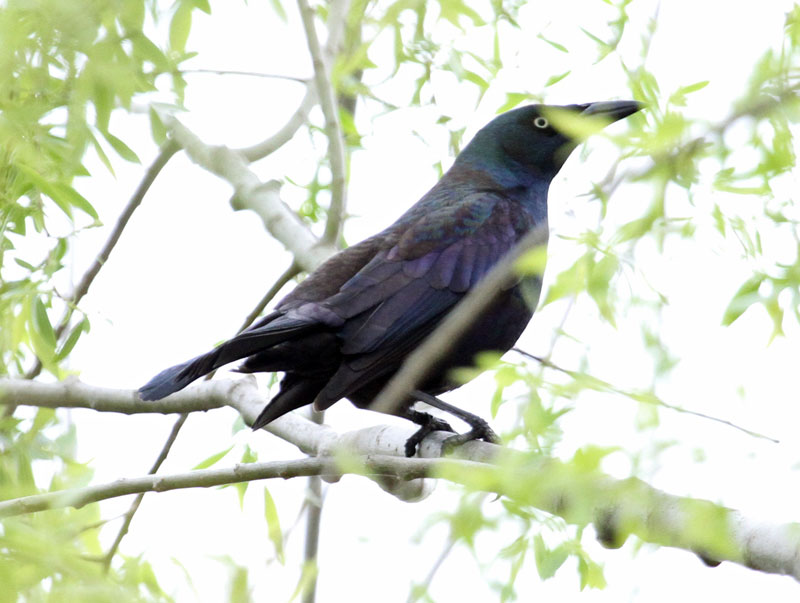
[580,100,645,123]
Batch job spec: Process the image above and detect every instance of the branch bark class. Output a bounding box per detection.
[297,0,349,245]
[159,115,336,274]
[1,377,799,582]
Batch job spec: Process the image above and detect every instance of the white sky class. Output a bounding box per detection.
[53,0,800,600]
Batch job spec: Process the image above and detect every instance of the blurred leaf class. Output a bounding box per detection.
[537,34,568,53]
[32,297,56,348]
[533,535,569,579]
[170,1,193,52]
[544,71,571,87]
[668,80,709,106]
[269,0,287,22]
[722,274,765,326]
[263,487,285,564]
[193,446,234,470]
[102,132,141,163]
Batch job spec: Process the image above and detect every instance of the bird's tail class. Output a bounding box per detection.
[138,313,316,401]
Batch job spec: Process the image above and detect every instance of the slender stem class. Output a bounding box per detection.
[101,413,188,571]
[181,68,309,84]
[236,262,300,332]
[238,87,317,162]
[301,409,325,603]
[20,140,180,384]
[297,0,349,245]
[512,348,779,443]
[0,455,441,518]
[102,262,301,567]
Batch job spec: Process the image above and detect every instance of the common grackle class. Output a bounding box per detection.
[139,101,642,456]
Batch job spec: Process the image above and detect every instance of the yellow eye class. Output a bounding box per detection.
[533,116,549,129]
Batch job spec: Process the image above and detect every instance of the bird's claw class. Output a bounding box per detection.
[441,423,500,456]
[404,416,455,457]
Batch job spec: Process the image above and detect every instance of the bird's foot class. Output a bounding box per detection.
[404,414,454,457]
[441,420,499,456]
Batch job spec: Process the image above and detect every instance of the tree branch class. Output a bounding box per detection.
[297,0,350,245]
[101,412,188,571]
[237,87,317,162]
[0,394,797,583]
[160,114,336,273]
[21,140,180,383]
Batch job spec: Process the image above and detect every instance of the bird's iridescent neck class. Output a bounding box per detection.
[446,160,550,223]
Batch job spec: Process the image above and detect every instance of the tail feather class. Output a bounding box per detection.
[138,314,317,401]
[251,377,326,430]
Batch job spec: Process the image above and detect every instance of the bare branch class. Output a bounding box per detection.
[513,348,780,443]
[101,413,188,571]
[22,140,180,383]
[301,411,325,603]
[238,262,301,332]
[238,86,317,161]
[370,223,549,415]
[181,68,309,84]
[0,377,225,415]
[161,114,336,273]
[297,0,350,245]
[0,404,798,583]
[235,0,351,164]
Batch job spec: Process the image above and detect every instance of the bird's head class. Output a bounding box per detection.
[456,100,643,185]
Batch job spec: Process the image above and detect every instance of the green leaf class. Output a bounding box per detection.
[192,0,211,14]
[32,297,56,348]
[668,80,709,106]
[289,561,318,602]
[149,107,168,144]
[57,318,89,361]
[544,70,571,87]
[170,2,193,52]
[193,445,233,469]
[578,555,607,590]
[55,184,99,219]
[721,274,765,326]
[103,131,141,163]
[268,0,287,22]
[533,535,569,579]
[263,487,285,563]
[537,34,569,53]
[228,566,250,603]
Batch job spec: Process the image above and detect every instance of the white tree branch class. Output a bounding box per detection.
[297,0,350,245]
[2,377,799,581]
[160,115,336,273]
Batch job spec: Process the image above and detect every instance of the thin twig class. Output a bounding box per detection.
[102,261,301,568]
[297,0,349,245]
[160,113,336,273]
[301,410,325,603]
[101,413,188,571]
[19,140,179,385]
[181,68,309,84]
[238,87,317,162]
[408,538,457,603]
[0,455,442,518]
[1,443,799,582]
[295,3,351,598]
[237,262,301,332]
[512,348,780,443]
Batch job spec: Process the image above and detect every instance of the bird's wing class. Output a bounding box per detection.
[315,192,534,407]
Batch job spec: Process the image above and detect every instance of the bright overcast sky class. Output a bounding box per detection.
[57,0,800,600]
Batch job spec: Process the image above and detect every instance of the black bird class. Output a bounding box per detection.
[139,101,642,455]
